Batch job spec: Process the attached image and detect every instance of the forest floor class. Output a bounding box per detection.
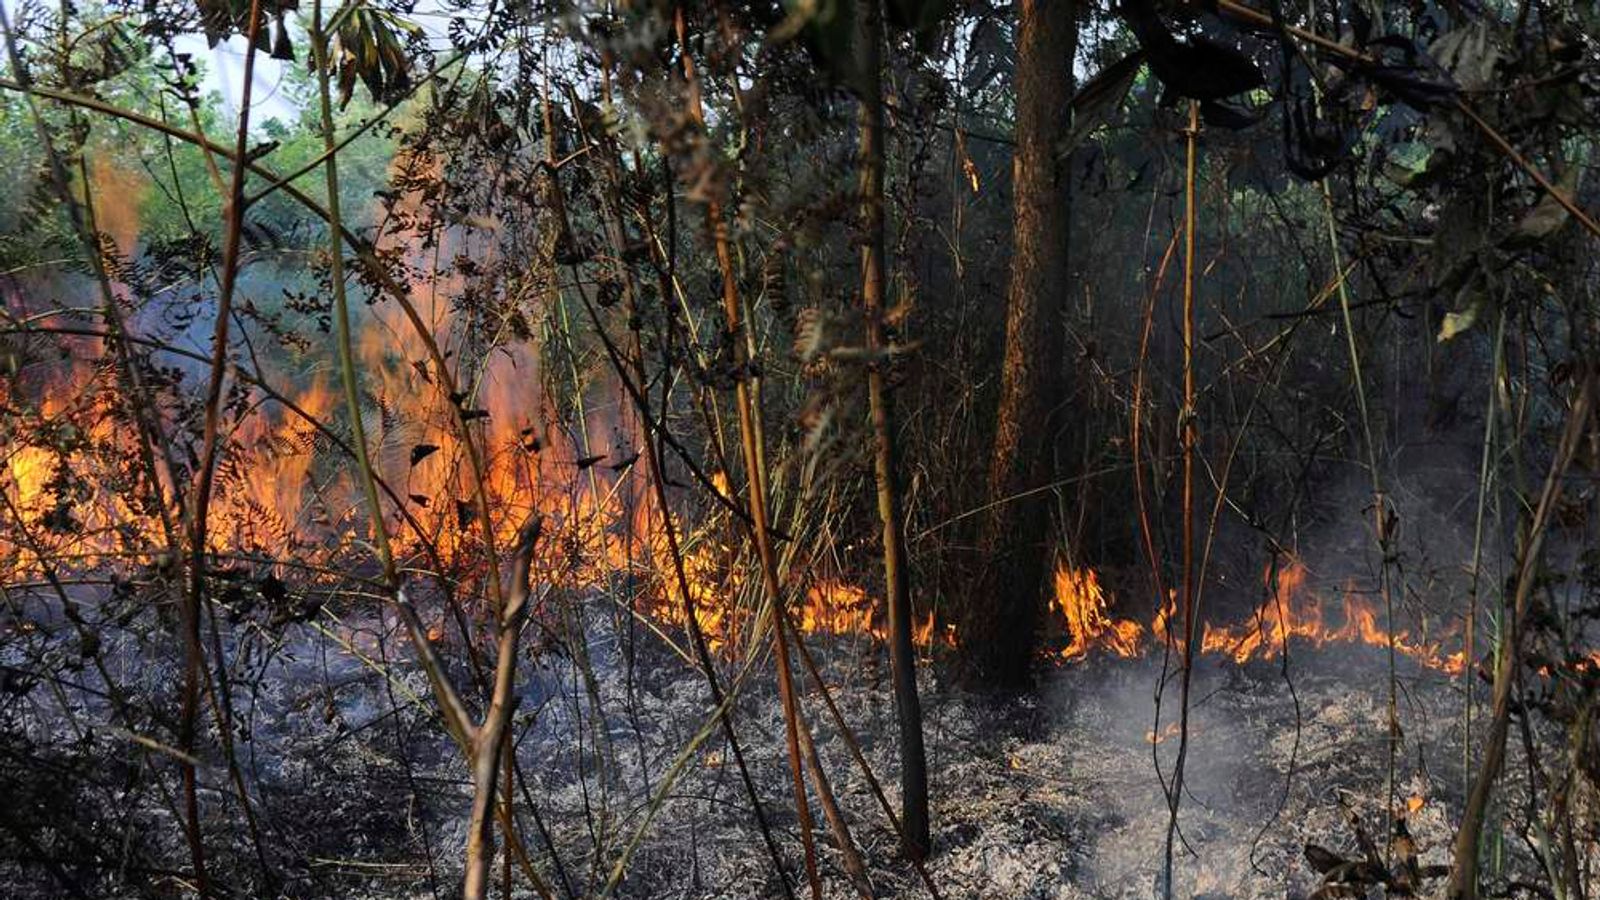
[908,656,1464,899]
[641,649,1470,899]
[0,598,1523,899]
[502,623,1479,899]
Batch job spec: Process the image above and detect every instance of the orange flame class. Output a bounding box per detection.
[1054,563,1144,660]
[1145,722,1182,744]
[0,151,927,658]
[1052,557,1470,674]
[0,159,1506,677]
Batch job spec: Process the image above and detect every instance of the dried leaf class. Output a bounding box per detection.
[1437,306,1478,343]
[1057,50,1146,159]
[1304,843,1346,874]
[1430,22,1503,92]
[795,307,830,364]
[1513,165,1583,241]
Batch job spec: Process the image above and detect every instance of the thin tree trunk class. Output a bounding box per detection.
[180,3,265,890]
[1449,376,1594,900]
[582,59,799,892]
[856,0,930,858]
[968,0,1077,687]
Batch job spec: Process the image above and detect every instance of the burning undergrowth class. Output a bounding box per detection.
[4,341,1598,898]
[4,357,1597,898]
[0,337,1526,676]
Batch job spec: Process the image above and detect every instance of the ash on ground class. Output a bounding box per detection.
[0,599,1572,899]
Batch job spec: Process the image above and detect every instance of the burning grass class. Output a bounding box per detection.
[1049,557,1470,676]
[2,376,1486,676]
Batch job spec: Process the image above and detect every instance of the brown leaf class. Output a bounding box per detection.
[1514,164,1583,241]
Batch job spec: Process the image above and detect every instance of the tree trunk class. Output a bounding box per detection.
[857,0,930,858]
[966,0,1077,687]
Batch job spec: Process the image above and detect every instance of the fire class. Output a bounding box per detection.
[0,183,926,662]
[0,353,1494,676]
[1051,557,1470,674]
[799,580,875,637]
[1054,563,1144,660]
[1145,722,1182,744]
[1,353,159,571]
[0,334,936,654]
[0,150,1487,678]
[87,154,148,257]
[215,377,337,554]
[1199,561,1467,674]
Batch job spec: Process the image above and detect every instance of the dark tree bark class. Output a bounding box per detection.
[965,0,1078,687]
[857,0,929,858]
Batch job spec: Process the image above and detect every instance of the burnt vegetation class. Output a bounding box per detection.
[1,0,1599,897]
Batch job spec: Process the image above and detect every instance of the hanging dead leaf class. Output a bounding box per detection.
[1513,165,1583,241]
[1057,50,1146,160]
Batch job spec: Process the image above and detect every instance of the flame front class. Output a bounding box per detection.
[1051,557,1471,674]
[0,158,1548,675]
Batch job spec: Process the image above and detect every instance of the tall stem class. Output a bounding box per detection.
[179,3,265,891]
[1463,309,1505,797]
[570,54,798,895]
[310,0,395,587]
[673,7,850,896]
[1450,378,1593,899]
[1161,99,1200,899]
[856,0,929,859]
[1322,179,1400,844]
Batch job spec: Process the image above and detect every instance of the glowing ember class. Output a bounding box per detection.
[1145,722,1182,744]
